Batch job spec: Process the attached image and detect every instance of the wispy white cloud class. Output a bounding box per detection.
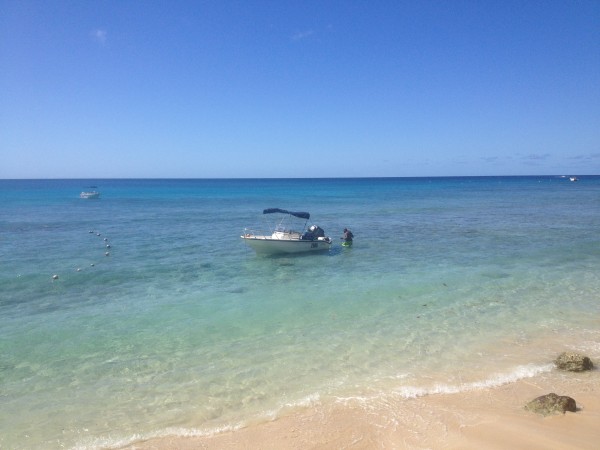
[568,152,600,161]
[91,29,107,45]
[481,156,499,163]
[524,153,550,161]
[291,29,315,41]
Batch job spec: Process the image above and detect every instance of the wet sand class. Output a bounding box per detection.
[124,367,599,450]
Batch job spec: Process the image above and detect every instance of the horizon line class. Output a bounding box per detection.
[1,174,596,181]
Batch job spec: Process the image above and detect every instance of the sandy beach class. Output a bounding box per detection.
[124,364,599,450]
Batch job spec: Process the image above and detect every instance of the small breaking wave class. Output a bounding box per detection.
[266,392,322,419]
[73,423,245,450]
[396,363,554,399]
[335,363,554,406]
[74,393,324,450]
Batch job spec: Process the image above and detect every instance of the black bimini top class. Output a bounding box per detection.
[263,208,310,220]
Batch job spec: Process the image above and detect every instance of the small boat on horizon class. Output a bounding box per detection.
[569,177,578,182]
[241,208,332,255]
[80,191,100,199]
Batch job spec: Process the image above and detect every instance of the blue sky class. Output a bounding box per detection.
[1,0,599,178]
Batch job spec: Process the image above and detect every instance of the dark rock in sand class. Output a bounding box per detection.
[554,352,594,372]
[525,393,577,416]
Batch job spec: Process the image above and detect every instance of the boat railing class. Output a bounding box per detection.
[243,227,303,240]
[272,230,301,240]
[242,227,278,237]
[242,227,260,237]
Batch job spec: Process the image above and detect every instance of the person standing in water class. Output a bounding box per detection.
[342,228,354,246]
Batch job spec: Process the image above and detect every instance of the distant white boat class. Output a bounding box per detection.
[241,208,332,255]
[569,177,578,182]
[80,191,100,199]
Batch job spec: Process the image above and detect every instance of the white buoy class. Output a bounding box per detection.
[106,244,111,248]
[90,263,95,267]
[105,252,110,256]
[76,268,81,272]
[52,274,59,280]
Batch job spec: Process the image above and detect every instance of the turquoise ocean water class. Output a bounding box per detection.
[1,177,599,449]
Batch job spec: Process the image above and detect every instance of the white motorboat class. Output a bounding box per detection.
[80,191,100,199]
[569,177,578,182]
[242,208,332,255]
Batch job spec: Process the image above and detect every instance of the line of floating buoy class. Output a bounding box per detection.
[93,230,111,257]
[53,231,113,280]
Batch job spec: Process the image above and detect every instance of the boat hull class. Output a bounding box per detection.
[241,236,332,254]
[80,191,100,199]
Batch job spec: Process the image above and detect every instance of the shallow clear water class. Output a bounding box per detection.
[1,177,599,449]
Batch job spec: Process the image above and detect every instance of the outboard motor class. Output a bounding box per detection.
[308,225,325,238]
